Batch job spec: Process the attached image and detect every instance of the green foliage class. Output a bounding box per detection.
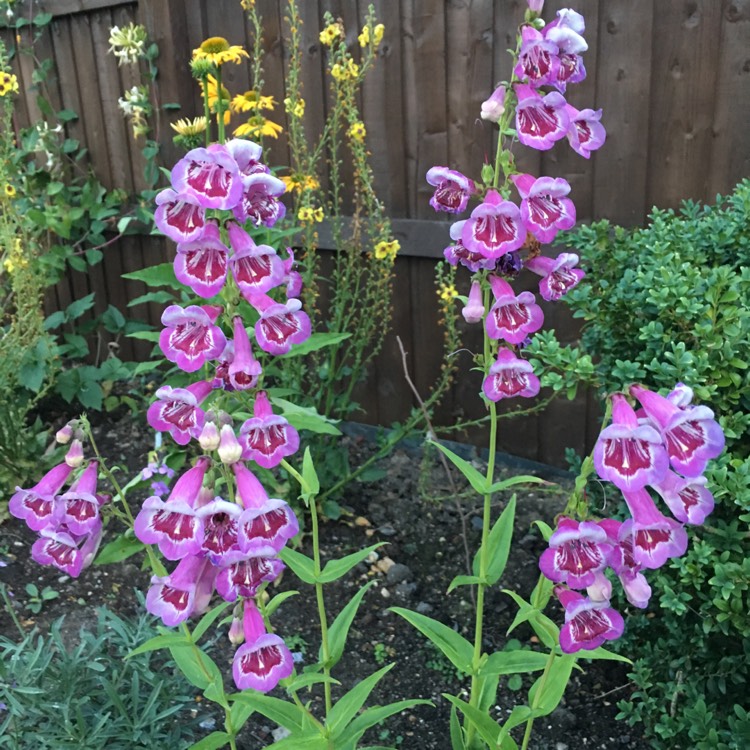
[551,181,750,748]
[0,606,202,749]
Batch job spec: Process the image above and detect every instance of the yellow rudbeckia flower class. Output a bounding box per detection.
[192,36,249,66]
[234,115,283,139]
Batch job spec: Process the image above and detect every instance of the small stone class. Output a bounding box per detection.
[416,601,433,614]
[471,516,483,530]
[374,556,396,575]
[272,726,291,742]
[386,563,412,585]
[365,551,379,564]
[395,582,417,600]
[378,525,397,536]
[57,575,70,584]
[555,743,568,750]
[551,706,577,732]
[380,587,391,598]
[354,516,371,527]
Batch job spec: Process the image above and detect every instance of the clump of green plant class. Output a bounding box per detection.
[0,605,204,749]
[542,182,750,749]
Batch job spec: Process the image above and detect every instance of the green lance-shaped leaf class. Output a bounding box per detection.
[95,535,145,565]
[319,543,386,584]
[281,331,352,358]
[527,653,575,715]
[271,397,342,436]
[477,670,501,714]
[122,262,182,290]
[186,731,233,750]
[498,705,534,744]
[504,590,559,650]
[322,580,377,668]
[126,632,188,658]
[264,732,329,750]
[279,547,318,584]
[302,446,320,501]
[429,441,490,495]
[447,574,485,593]
[229,696,255,736]
[443,695,518,749]
[266,590,300,618]
[191,600,233,642]
[529,574,554,611]
[473,495,516,585]
[449,704,467,750]
[390,608,474,674]
[283,672,341,693]
[479,649,551,677]
[229,691,308,733]
[575,646,632,664]
[337,699,434,746]
[487,474,549,494]
[169,643,223,693]
[326,663,394,738]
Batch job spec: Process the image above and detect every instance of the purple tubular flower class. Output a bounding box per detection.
[667,382,694,409]
[133,458,210,560]
[524,252,584,301]
[147,381,212,445]
[146,554,217,626]
[232,601,293,691]
[565,105,606,158]
[621,488,689,569]
[630,384,725,477]
[425,166,475,214]
[443,221,496,272]
[239,392,300,469]
[160,304,227,373]
[480,85,506,123]
[171,144,243,210]
[227,222,285,298]
[461,190,527,260]
[482,348,540,401]
[282,248,303,299]
[593,393,669,491]
[557,588,624,653]
[174,221,229,299]
[252,295,311,356]
[9,463,74,532]
[512,173,576,244]
[651,471,715,525]
[514,26,560,87]
[228,317,262,391]
[543,9,588,54]
[539,517,612,589]
[215,550,285,602]
[225,138,267,178]
[461,281,485,324]
[154,188,206,243]
[234,462,299,554]
[31,524,102,578]
[485,275,544,345]
[55,462,105,535]
[514,83,570,151]
[233,172,287,227]
[196,498,242,565]
[599,518,652,609]
[553,52,586,92]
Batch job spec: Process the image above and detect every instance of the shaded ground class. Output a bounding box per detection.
[0,412,648,749]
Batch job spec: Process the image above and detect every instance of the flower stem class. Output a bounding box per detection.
[521,648,557,750]
[310,494,333,715]
[0,583,25,638]
[215,66,226,144]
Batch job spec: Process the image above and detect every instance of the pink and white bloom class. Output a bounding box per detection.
[524,252,584,301]
[652,471,715,526]
[251,295,311,356]
[217,425,243,465]
[227,222,285,298]
[196,498,242,565]
[425,167,475,214]
[543,9,588,55]
[461,281,485,324]
[154,188,206,243]
[239,392,300,469]
[225,138,267,178]
[553,52,586,92]
[233,172,287,227]
[147,381,212,445]
[443,221,496,272]
[556,588,624,654]
[171,144,243,210]
[461,190,526,260]
[146,554,217,626]
[514,84,570,151]
[9,462,73,532]
[514,27,560,88]
[281,248,303,299]
[593,393,669,492]
[54,462,105,535]
[482,348,540,401]
[599,518,652,609]
[174,221,229,299]
[630,384,725,477]
[565,106,606,159]
[232,601,293,691]
[512,173,576,243]
[216,550,284,602]
[31,524,102,578]
[480,85,506,123]
[159,304,227,373]
[485,275,544,344]
[228,317,262,391]
[539,517,612,589]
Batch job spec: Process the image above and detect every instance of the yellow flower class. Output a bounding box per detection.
[240,0,255,9]
[0,71,19,96]
[347,121,366,142]
[319,22,344,46]
[3,238,28,273]
[284,97,305,118]
[192,36,249,66]
[331,58,360,81]
[200,75,232,124]
[234,115,283,139]
[282,173,320,193]
[374,239,400,261]
[439,283,459,302]
[231,91,276,113]
[297,206,324,224]
[170,116,207,136]
[358,24,384,47]
[3,183,16,198]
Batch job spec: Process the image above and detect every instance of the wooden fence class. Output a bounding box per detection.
[4,0,750,465]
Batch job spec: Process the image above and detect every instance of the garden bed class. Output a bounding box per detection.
[0,411,648,749]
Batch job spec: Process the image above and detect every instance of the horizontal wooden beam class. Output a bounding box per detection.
[12,0,133,20]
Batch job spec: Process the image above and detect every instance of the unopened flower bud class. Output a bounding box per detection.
[480,163,495,186]
[65,439,84,468]
[462,281,485,324]
[218,424,242,465]
[527,0,544,14]
[56,424,73,444]
[586,571,613,602]
[480,85,506,123]
[199,421,221,452]
[228,615,244,645]
[218,410,233,427]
